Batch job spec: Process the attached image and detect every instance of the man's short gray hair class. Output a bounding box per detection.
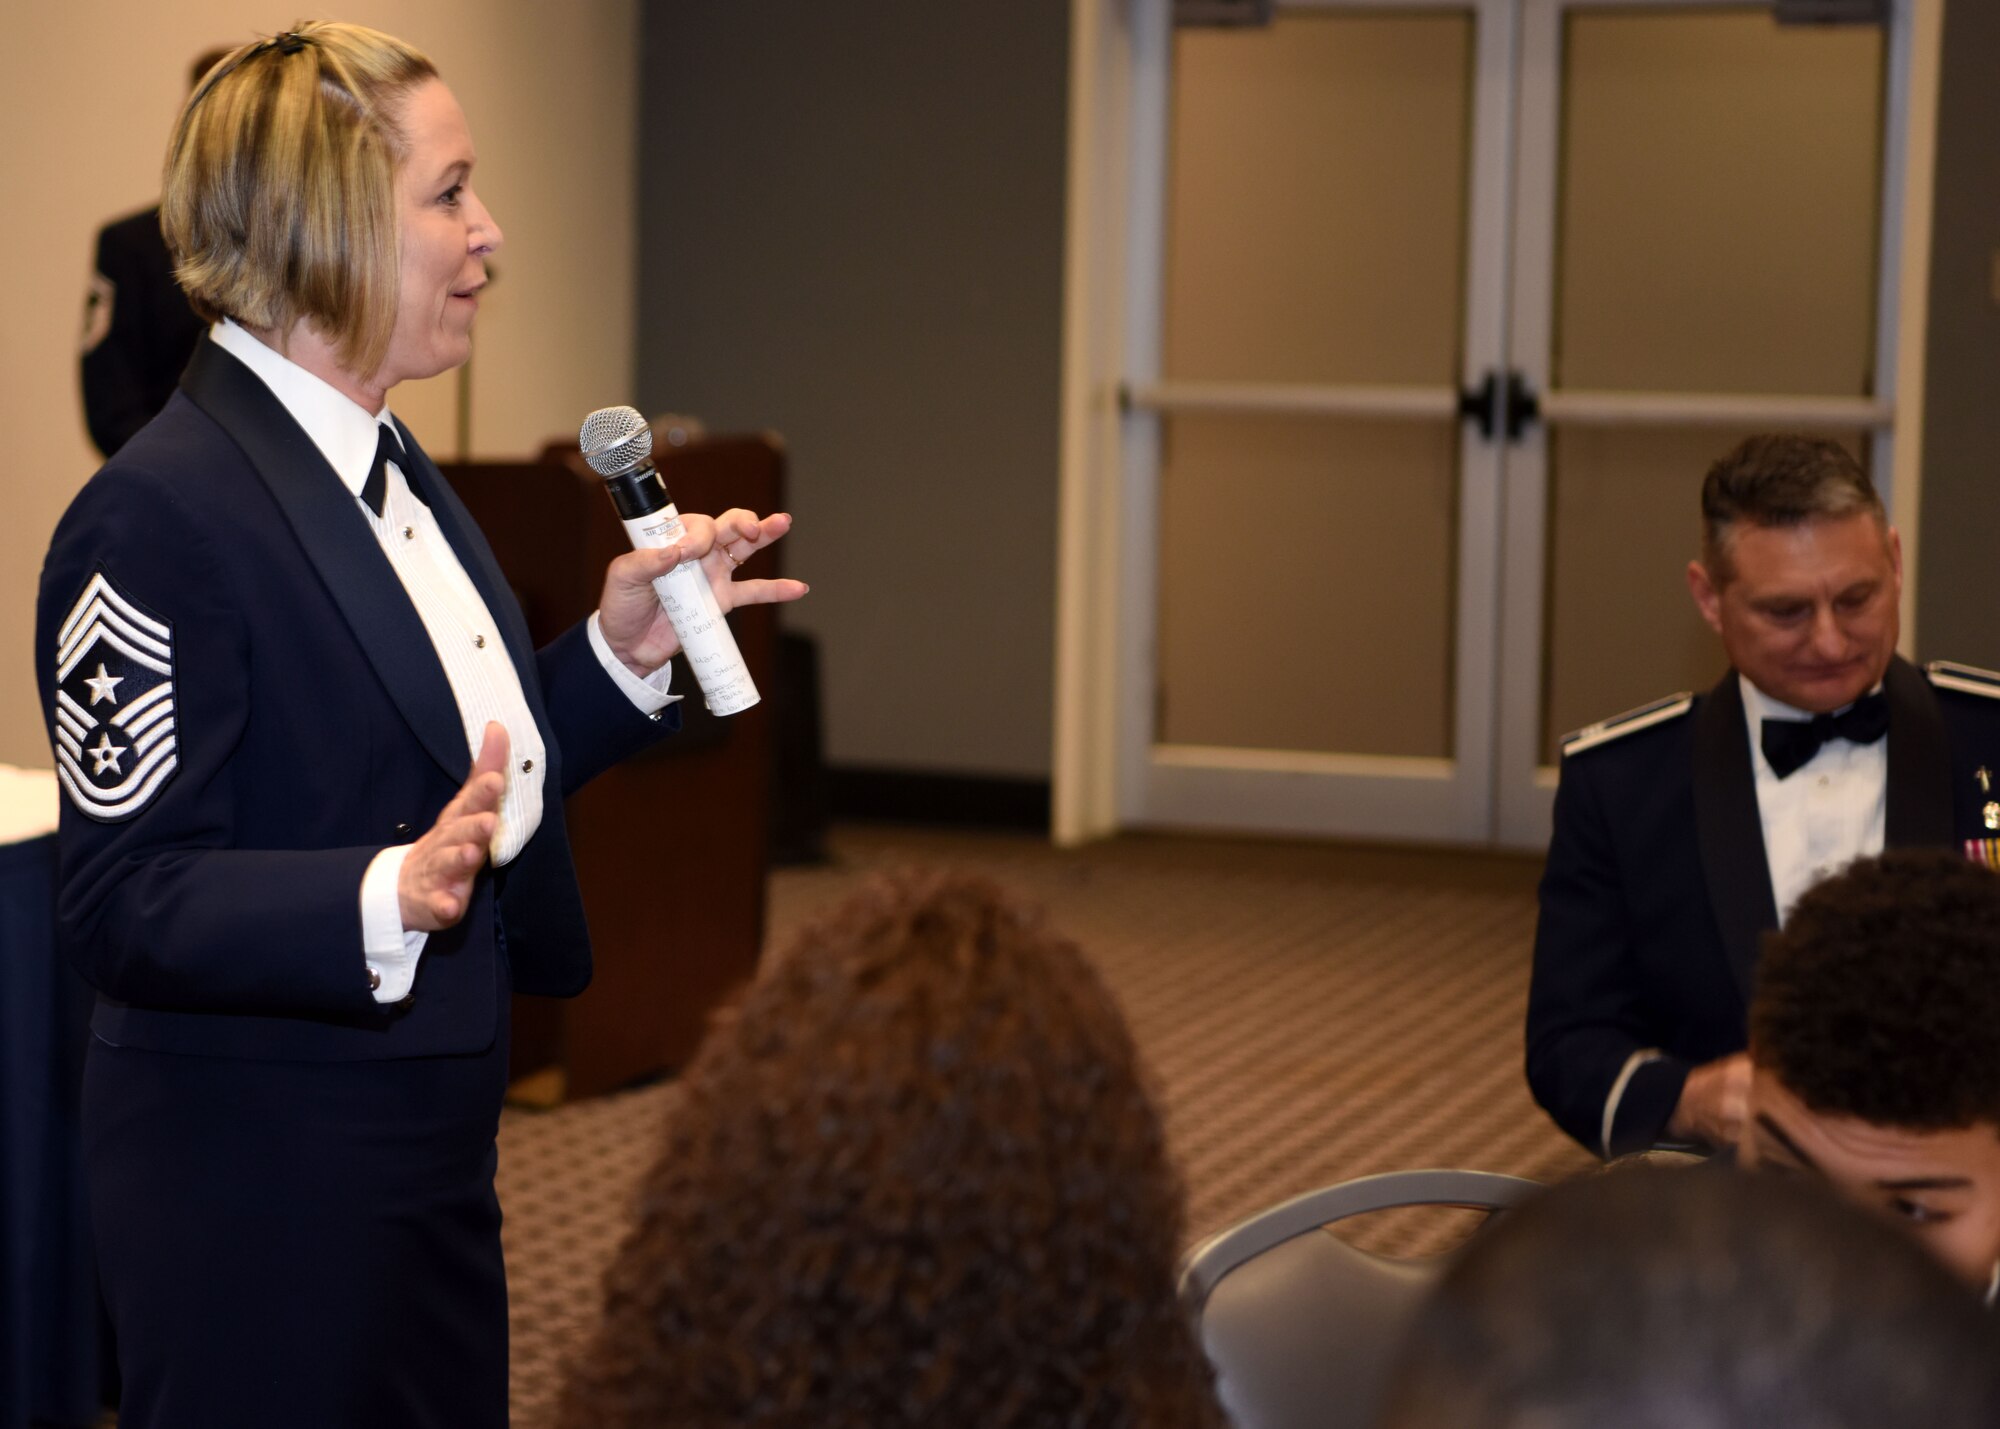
[1700,434,1885,583]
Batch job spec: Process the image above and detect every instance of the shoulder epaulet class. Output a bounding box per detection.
[1560,692,1695,757]
[1926,661,2000,701]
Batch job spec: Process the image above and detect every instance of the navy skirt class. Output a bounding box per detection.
[83,1025,511,1429]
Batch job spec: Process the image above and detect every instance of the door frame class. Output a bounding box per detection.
[1057,0,1522,844]
[1052,0,1943,848]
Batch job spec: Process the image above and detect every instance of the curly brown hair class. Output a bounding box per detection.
[557,871,1224,1429]
[1750,849,2000,1131]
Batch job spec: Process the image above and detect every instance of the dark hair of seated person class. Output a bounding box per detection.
[1379,1166,2000,1429]
[1751,848,2000,1132]
[556,870,1224,1429]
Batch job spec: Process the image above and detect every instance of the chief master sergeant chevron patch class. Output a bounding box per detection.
[51,569,179,822]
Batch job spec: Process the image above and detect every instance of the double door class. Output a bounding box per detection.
[1079,0,1915,848]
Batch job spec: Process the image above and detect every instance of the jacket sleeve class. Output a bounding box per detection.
[1525,753,1690,1157]
[39,466,385,1017]
[534,619,681,796]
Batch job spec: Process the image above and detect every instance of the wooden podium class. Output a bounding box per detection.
[440,434,783,1098]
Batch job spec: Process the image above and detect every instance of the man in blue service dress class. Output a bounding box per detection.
[1526,434,2000,1161]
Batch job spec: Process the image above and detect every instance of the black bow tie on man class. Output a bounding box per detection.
[1760,690,1890,779]
[359,423,426,517]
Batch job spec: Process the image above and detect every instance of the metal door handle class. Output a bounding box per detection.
[1459,370,1539,442]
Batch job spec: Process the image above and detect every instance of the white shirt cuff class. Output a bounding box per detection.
[361,844,427,1003]
[587,609,681,715]
[1601,1047,1666,1159]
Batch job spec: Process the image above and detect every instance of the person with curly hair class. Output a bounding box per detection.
[557,871,1224,1429]
[1741,849,2000,1290]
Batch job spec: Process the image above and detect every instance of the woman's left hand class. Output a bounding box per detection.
[596,508,807,677]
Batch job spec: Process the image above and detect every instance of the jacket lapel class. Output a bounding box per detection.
[1693,671,1778,1007]
[180,337,470,782]
[1884,654,1953,847]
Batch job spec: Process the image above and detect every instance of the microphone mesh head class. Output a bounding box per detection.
[579,406,653,477]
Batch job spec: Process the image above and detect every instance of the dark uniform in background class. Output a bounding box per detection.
[79,207,206,458]
[1527,656,2000,1159]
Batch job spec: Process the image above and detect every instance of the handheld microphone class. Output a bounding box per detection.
[579,406,759,716]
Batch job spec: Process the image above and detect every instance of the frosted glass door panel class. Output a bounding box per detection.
[1541,426,1871,762]
[1555,11,1884,395]
[1158,415,1458,759]
[1157,11,1474,765]
[1166,13,1474,385]
[1538,7,1889,764]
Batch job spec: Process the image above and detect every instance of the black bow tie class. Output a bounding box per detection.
[1760,691,1889,778]
[358,423,424,517]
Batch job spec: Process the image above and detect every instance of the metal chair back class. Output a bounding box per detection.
[1179,1169,1543,1429]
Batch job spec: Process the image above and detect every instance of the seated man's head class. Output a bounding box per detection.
[558,870,1222,1429]
[1381,1167,2000,1429]
[1687,434,1900,713]
[1743,849,2000,1288]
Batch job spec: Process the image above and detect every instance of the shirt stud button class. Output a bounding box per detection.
[402,525,415,540]
[520,759,534,773]
[473,634,487,648]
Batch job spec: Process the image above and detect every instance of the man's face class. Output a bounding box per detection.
[1686,513,1902,714]
[1742,1065,2000,1289]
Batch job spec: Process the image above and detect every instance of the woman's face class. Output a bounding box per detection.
[380,79,501,388]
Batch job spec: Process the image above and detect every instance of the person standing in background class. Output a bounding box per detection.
[78,47,232,457]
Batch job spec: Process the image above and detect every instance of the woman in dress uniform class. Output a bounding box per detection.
[35,22,804,1427]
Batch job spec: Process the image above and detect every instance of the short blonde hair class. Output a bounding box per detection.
[163,22,436,379]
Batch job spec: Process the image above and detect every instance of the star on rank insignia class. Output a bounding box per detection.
[52,570,178,822]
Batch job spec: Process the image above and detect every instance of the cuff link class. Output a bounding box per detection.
[367,966,382,992]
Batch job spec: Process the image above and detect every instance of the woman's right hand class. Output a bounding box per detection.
[398,722,509,931]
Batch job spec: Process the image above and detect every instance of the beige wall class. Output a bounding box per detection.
[0,0,636,768]
[634,3,1072,780]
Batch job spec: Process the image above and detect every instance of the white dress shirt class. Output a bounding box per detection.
[211,321,677,1000]
[1741,674,1887,923]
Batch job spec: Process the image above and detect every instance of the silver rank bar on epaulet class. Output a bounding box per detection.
[1927,660,2000,701]
[1560,692,1695,757]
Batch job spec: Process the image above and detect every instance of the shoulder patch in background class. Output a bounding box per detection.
[1926,661,2000,701]
[1561,692,1694,757]
[52,571,179,822]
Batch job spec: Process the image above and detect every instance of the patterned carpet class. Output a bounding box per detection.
[497,824,1597,1426]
